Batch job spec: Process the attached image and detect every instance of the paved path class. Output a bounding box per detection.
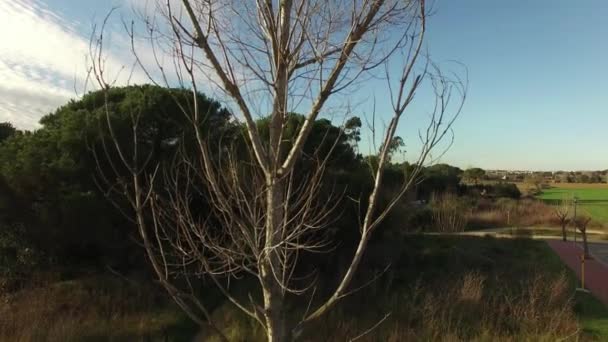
[547,240,608,306]
[586,242,608,266]
[431,227,608,243]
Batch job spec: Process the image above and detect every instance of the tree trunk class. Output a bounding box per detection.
[261,178,288,342]
[561,222,567,241]
[263,39,291,339]
[263,283,287,342]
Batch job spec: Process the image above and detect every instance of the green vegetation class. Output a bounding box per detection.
[2,87,607,340]
[0,85,471,287]
[462,167,486,185]
[539,187,608,224]
[577,291,608,338]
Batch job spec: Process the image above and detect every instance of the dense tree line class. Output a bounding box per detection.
[0,86,474,287]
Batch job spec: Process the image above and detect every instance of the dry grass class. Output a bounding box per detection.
[431,193,468,233]
[0,275,194,342]
[546,183,608,190]
[0,236,599,342]
[310,273,577,341]
[196,236,590,342]
[467,198,605,230]
[468,198,559,228]
[199,272,579,342]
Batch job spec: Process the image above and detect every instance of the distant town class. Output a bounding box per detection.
[485,169,608,183]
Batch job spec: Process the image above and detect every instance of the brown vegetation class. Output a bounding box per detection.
[547,183,608,190]
[467,198,604,230]
[0,276,191,341]
[0,235,597,341]
[468,198,556,228]
[201,272,578,341]
[430,192,468,233]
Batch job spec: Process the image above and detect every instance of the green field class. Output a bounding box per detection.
[539,187,608,224]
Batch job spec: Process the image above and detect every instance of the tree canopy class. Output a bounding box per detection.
[0,85,232,267]
[463,167,486,185]
[0,85,372,270]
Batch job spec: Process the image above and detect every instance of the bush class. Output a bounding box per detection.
[430,192,468,232]
[468,198,562,228]
[492,182,521,198]
[407,206,433,231]
[0,223,42,292]
[465,183,521,199]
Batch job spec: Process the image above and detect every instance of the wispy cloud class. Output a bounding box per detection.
[0,0,147,130]
[0,0,254,130]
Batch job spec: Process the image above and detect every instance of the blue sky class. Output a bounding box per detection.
[0,0,606,171]
[421,0,608,171]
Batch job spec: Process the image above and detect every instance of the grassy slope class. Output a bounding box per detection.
[534,239,608,338]
[401,235,608,340]
[577,291,608,339]
[539,187,608,224]
[3,235,607,341]
[200,235,608,341]
[0,275,198,341]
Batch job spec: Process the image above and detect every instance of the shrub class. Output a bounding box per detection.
[465,183,521,199]
[0,275,194,341]
[468,198,565,229]
[0,223,42,292]
[404,206,433,232]
[430,192,468,232]
[492,182,521,198]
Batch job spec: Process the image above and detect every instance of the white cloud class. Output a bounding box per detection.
[0,0,149,129]
[0,0,249,130]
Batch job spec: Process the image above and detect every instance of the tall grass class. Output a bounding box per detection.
[468,198,561,228]
[197,236,586,341]
[468,197,606,229]
[199,272,578,342]
[0,236,596,342]
[0,275,195,341]
[430,192,468,232]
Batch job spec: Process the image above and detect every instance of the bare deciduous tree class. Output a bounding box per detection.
[574,216,592,259]
[88,0,466,340]
[554,199,570,242]
[525,173,545,194]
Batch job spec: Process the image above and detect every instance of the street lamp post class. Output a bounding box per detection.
[573,197,579,245]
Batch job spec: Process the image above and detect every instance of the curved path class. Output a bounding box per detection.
[547,240,608,306]
[458,226,608,241]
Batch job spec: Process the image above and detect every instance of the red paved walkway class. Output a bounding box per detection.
[547,240,608,306]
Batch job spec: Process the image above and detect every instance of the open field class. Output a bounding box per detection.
[513,182,608,195]
[539,187,608,225]
[548,183,608,190]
